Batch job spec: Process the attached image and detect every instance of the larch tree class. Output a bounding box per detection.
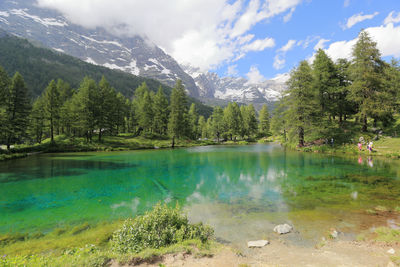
[43,80,61,143]
[258,104,270,137]
[285,60,315,147]
[168,80,188,147]
[153,86,169,135]
[4,72,31,149]
[188,103,198,139]
[349,30,384,132]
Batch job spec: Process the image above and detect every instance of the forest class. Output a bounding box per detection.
[0,71,270,150]
[271,30,400,147]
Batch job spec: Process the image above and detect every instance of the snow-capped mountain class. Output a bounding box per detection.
[183,65,288,103]
[0,0,199,96]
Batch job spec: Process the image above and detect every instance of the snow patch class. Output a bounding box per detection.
[10,9,67,27]
[103,62,125,71]
[0,11,10,17]
[125,60,140,76]
[53,47,64,53]
[85,57,97,65]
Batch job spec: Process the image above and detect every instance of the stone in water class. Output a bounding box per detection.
[274,224,293,234]
[247,240,269,248]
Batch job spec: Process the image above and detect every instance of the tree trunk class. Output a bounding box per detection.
[171,136,175,148]
[50,118,54,143]
[362,115,368,132]
[373,118,377,128]
[298,126,304,147]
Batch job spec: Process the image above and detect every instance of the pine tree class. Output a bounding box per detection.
[4,72,31,149]
[270,98,288,141]
[97,76,117,141]
[0,66,10,145]
[188,103,198,140]
[168,80,188,147]
[349,30,384,132]
[335,58,356,124]
[198,115,207,139]
[30,97,46,144]
[258,104,270,137]
[43,80,61,143]
[153,86,169,135]
[285,61,315,147]
[223,102,242,141]
[210,106,224,142]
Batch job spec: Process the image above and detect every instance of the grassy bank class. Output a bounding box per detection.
[0,134,218,162]
[0,204,215,266]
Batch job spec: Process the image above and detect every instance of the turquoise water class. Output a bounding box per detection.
[1,144,399,244]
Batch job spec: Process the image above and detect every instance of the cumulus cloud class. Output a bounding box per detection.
[278,39,296,52]
[384,11,400,25]
[246,65,266,84]
[273,39,296,69]
[273,55,286,69]
[324,23,400,61]
[242,37,275,52]
[283,7,296,22]
[343,12,379,29]
[313,38,330,50]
[36,0,303,71]
[226,64,239,76]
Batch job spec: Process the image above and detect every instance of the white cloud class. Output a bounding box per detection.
[273,39,296,69]
[242,37,275,52]
[278,39,296,52]
[344,12,379,29]
[313,38,330,50]
[273,55,286,69]
[297,35,320,49]
[36,0,304,71]
[343,0,350,8]
[226,64,239,76]
[384,11,400,25]
[246,65,265,84]
[283,7,295,22]
[324,23,400,61]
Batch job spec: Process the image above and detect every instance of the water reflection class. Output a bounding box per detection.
[0,144,399,245]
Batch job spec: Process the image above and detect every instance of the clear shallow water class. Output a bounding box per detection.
[1,144,399,245]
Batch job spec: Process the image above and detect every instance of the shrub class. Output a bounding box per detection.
[111,203,213,253]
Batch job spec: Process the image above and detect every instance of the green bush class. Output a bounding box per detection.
[111,203,213,253]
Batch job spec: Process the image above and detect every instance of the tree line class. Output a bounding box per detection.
[0,71,271,149]
[271,30,400,147]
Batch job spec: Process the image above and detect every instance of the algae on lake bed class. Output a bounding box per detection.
[0,144,399,250]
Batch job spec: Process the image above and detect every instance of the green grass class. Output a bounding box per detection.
[0,134,218,161]
[0,204,216,267]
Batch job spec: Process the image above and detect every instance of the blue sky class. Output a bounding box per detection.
[37,0,400,82]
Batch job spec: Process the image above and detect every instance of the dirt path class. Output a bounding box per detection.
[129,240,398,267]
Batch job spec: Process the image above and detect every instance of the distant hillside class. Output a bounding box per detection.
[0,30,212,116]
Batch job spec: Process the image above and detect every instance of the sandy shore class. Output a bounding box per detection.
[124,239,398,267]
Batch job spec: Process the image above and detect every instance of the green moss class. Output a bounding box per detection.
[374,227,400,242]
[71,222,90,235]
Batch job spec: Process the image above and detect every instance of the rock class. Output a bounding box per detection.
[247,240,269,248]
[387,248,395,254]
[273,224,293,234]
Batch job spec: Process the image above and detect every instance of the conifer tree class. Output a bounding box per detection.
[43,80,61,143]
[97,76,117,141]
[188,103,198,139]
[168,80,188,147]
[223,102,242,141]
[285,61,315,146]
[153,86,169,135]
[210,106,224,142]
[30,97,46,144]
[4,72,31,149]
[349,30,384,132]
[198,115,207,139]
[0,66,10,144]
[258,104,270,137]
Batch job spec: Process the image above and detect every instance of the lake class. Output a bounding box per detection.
[1,144,399,246]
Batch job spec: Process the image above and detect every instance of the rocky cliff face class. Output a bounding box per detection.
[183,65,288,103]
[0,0,199,96]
